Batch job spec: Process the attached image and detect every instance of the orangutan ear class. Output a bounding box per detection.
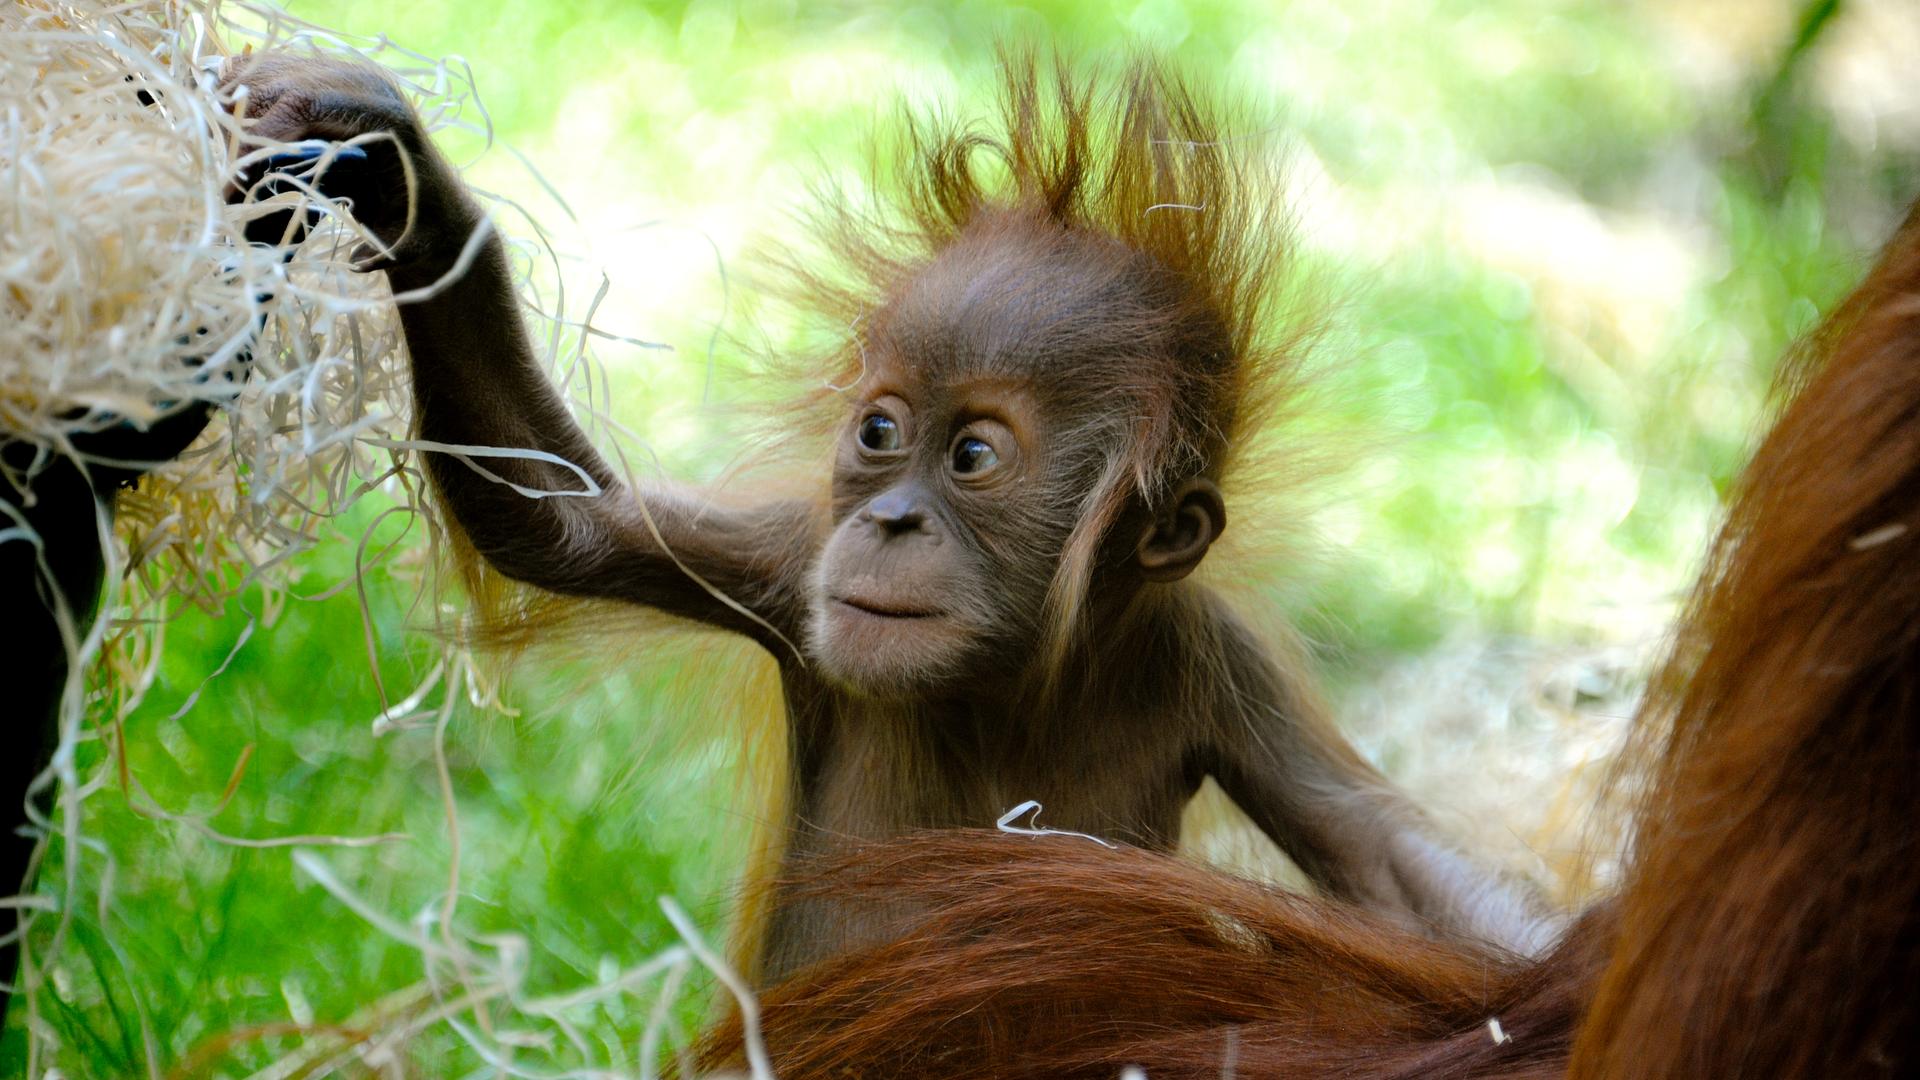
[1136,478,1226,582]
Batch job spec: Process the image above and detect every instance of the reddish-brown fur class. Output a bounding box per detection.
[696,201,1920,1076]
[705,837,1608,1078]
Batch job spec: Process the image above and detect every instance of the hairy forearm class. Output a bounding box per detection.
[384,225,621,597]
[1199,601,1558,952]
[386,217,818,640]
[391,221,619,489]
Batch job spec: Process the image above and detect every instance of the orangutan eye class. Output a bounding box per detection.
[858,413,901,452]
[951,436,999,475]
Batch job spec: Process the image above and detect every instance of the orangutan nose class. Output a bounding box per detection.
[860,485,930,536]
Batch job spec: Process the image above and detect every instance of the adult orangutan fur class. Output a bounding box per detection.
[696,199,1920,1077]
[220,49,1556,981]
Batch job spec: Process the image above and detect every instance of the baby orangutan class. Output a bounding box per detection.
[222,51,1556,979]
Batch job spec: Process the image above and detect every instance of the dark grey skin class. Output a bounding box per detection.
[224,55,1558,982]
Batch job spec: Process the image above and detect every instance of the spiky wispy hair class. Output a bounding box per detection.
[778,48,1318,669]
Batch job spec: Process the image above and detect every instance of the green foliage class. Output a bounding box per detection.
[7,507,745,1075]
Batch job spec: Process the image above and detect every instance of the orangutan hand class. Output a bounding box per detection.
[220,53,482,276]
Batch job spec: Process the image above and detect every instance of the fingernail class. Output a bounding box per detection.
[262,141,371,168]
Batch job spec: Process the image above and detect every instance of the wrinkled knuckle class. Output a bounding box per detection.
[307,91,411,139]
[224,55,402,122]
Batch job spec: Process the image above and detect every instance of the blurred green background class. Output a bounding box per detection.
[12,0,1920,1076]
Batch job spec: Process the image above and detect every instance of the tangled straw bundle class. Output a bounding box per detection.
[2,2,762,1074]
[3,0,436,610]
[4,0,442,1064]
